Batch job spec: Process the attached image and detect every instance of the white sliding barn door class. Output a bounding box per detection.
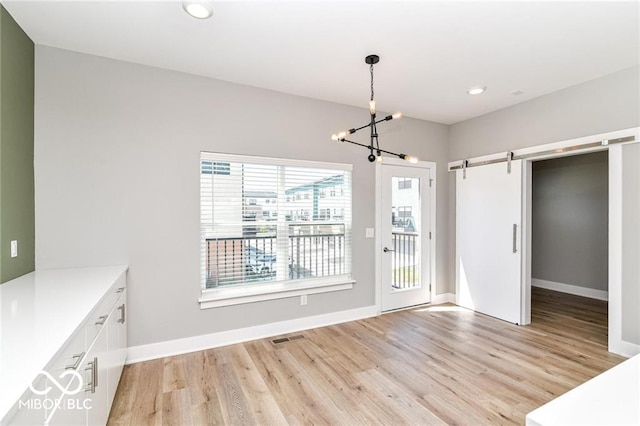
[456,160,523,324]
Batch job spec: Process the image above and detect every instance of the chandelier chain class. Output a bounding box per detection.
[370,63,374,102]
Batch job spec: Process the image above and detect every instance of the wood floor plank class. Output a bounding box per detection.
[185,350,226,425]
[107,361,140,425]
[109,288,624,425]
[124,359,164,426]
[213,347,258,426]
[161,388,191,426]
[224,345,288,425]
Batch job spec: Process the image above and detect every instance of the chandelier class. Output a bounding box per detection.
[331,55,418,164]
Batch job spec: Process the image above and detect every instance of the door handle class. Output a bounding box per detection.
[118,304,125,324]
[383,247,395,253]
[512,224,518,253]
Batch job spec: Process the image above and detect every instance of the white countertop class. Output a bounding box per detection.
[0,266,128,421]
[526,354,640,426]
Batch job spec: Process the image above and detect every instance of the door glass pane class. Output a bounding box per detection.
[391,177,421,291]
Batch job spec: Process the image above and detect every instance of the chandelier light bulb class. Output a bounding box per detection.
[406,156,419,164]
[331,134,339,141]
[369,100,376,115]
[392,112,403,120]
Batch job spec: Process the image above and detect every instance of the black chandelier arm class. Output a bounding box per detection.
[338,138,408,160]
[346,114,398,136]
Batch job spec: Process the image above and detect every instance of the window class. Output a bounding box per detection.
[398,178,412,189]
[200,152,353,308]
[398,206,412,218]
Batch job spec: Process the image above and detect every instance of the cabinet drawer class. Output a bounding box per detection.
[85,276,125,345]
[44,326,87,390]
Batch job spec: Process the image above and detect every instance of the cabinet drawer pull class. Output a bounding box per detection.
[84,357,98,393]
[65,352,85,370]
[93,357,98,388]
[118,304,126,324]
[95,315,108,325]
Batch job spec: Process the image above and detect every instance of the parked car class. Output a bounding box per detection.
[246,251,292,275]
[255,253,277,274]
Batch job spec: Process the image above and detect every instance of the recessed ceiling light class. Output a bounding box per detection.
[182,1,213,19]
[467,86,487,95]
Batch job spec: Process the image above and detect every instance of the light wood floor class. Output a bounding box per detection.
[108,288,624,425]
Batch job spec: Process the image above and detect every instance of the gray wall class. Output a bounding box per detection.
[531,152,608,291]
[34,46,449,347]
[622,143,639,345]
[449,66,640,160]
[446,65,640,295]
[0,6,35,283]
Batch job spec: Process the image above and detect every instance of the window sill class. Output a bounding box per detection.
[199,277,354,309]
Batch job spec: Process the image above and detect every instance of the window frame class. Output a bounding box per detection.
[198,152,354,309]
[398,178,412,190]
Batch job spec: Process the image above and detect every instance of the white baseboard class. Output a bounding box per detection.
[432,292,455,304]
[126,305,378,364]
[614,340,640,358]
[532,279,608,301]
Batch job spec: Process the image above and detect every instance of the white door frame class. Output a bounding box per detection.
[449,126,639,355]
[375,158,437,314]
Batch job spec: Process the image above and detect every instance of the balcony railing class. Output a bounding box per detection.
[391,231,419,290]
[205,225,346,288]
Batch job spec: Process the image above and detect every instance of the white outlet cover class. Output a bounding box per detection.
[365,228,375,238]
[10,240,18,258]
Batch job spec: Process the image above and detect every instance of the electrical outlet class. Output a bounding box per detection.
[366,228,375,238]
[10,240,18,258]
[300,295,308,306]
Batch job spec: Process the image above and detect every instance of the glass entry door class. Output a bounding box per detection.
[380,164,432,311]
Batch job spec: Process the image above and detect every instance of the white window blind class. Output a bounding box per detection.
[200,152,352,290]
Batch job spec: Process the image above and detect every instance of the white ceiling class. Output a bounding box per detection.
[3,1,639,124]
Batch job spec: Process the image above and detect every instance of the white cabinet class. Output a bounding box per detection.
[83,323,109,426]
[5,377,48,426]
[48,282,127,426]
[0,266,128,426]
[107,290,127,407]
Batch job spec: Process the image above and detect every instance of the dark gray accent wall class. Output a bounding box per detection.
[532,151,608,291]
[0,6,35,283]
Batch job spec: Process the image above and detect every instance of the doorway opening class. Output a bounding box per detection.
[529,151,609,344]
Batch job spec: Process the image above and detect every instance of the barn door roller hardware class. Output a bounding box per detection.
[449,135,635,171]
